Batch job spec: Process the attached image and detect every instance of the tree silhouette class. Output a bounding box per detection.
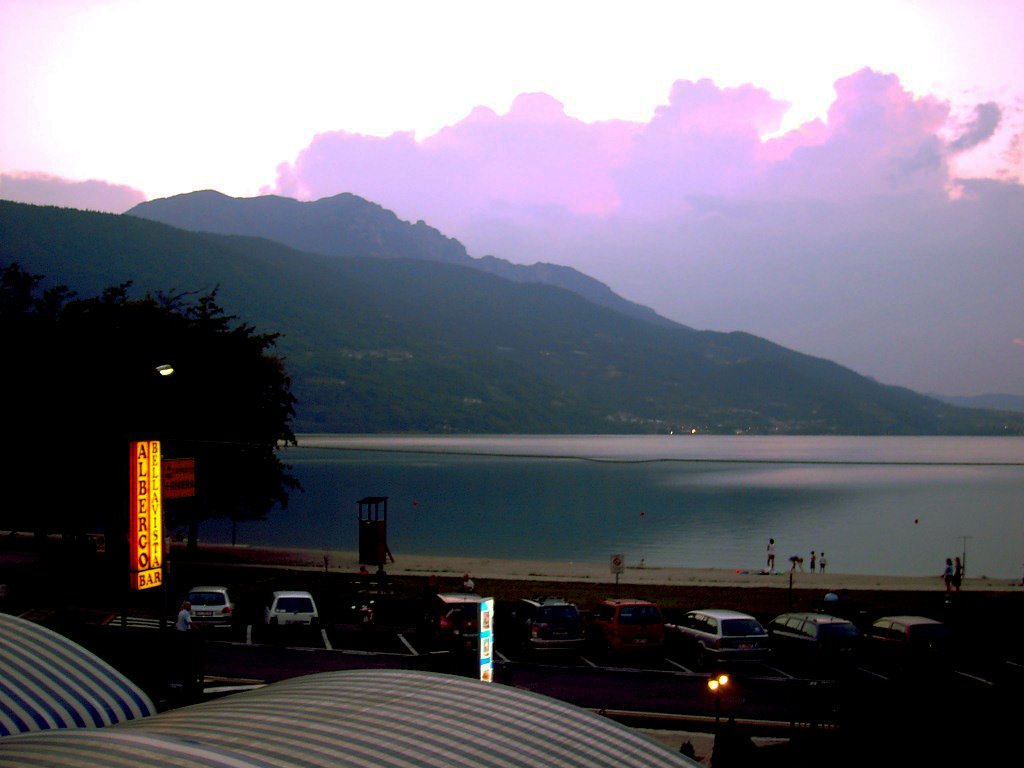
[1,263,298,555]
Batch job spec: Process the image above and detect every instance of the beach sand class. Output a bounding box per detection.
[183,543,1021,594]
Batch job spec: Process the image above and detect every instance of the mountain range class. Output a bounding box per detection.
[2,195,1021,435]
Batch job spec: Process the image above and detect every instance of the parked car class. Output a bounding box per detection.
[263,590,320,628]
[511,596,585,652]
[587,598,665,654]
[767,611,861,673]
[864,615,950,674]
[427,592,483,653]
[667,609,769,669]
[186,585,235,628]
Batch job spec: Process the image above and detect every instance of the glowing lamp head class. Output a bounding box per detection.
[707,674,729,692]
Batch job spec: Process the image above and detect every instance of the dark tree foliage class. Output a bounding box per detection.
[1,262,298,548]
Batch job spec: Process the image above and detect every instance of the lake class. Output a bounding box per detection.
[200,435,1024,579]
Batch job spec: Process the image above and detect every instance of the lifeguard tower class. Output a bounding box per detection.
[357,496,393,571]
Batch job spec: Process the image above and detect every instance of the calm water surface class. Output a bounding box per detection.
[201,435,1024,579]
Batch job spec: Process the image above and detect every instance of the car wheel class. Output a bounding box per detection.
[694,644,707,670]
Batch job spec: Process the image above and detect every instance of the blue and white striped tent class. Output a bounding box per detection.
[1,664,700,767]
[0,612,155,738]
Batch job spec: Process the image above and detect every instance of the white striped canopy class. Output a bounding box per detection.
[0,612,155,738]
[1,667,700,767]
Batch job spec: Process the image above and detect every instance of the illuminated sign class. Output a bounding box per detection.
[163,457,195,499]
[129,440,163,590]
[479,598,494,682]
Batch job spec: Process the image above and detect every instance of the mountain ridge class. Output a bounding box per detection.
[127,190,675,328]
[2,198,1020,435]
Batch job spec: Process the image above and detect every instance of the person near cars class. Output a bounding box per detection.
[176,601,193,632]
[461,573,475,592]
[174,600,203,697]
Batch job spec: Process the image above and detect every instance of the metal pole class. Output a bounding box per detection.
[959,535,971,580]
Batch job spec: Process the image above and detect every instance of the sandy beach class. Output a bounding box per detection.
[179,543,1023,594]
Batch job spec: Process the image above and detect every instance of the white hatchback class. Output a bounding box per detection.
[263,590,320,627]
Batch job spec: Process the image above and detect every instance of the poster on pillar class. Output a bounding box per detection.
[129,440,163,590]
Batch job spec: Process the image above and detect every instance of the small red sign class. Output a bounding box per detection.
[164,458,196,499]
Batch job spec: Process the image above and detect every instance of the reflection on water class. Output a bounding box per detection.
[200,435,1024,579]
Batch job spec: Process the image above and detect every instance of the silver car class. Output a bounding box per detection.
[187,586,235,628]
[667,608,769,669]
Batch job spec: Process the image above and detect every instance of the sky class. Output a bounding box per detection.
[2,0,1023,397]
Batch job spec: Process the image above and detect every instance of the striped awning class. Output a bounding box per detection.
[1,668,700,767]
[0,612,155,738]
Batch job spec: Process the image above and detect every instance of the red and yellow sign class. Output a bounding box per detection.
[129,440,163,590]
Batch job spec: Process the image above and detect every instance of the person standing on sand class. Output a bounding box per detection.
[943,558,954,593]
[952,556,962,592]
[766,539,776,570]
[819,553,826,574]
[810,551,817,572]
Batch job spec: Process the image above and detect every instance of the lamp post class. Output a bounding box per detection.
[707,673,729,729]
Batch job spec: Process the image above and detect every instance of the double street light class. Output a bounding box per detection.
[707,673,729,729]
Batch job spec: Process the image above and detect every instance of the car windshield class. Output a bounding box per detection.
[618,605,660,624]
[721,618,764,636]
[539,606,578,621]
[277,597,314,613]
[189,592,226,605]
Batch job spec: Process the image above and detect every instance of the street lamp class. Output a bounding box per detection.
[707,673,729,728]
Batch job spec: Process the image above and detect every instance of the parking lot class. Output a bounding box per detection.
[4,546,1023,763]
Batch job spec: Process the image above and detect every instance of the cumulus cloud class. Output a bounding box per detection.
[269,69,1023,396]
[0,172,145,213]
[760,69,950,200]
[273,68,962,218]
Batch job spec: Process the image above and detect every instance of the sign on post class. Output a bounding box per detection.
[129,440,163,590]
[479,598,494,682]
[610,553,625,575]
[163,458,195,499]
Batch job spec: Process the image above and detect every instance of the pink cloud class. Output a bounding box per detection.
[0,172,145,213]
[1013,338,1024,347]
[272,68,974,225]
[274,93,636,223]
[761,69,951,200]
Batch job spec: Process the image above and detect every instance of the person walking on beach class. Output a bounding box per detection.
[819,553,826,574]
[810,551,817,572]
[943,557,954,593]
[766,539,776,570]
